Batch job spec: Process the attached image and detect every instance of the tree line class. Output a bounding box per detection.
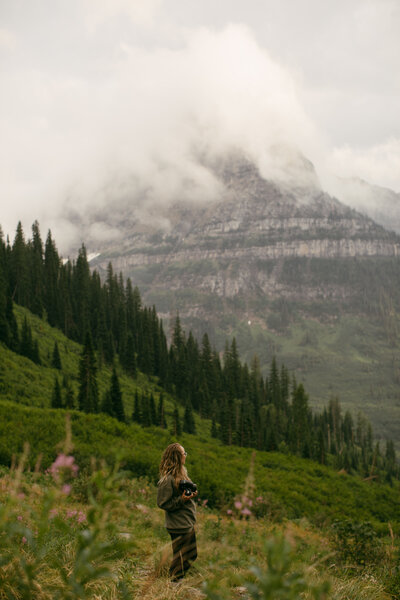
[0,221,398,483]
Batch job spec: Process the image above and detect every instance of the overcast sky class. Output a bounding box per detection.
[1,0,399,250]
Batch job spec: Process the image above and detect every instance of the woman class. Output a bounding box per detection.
[157,443,198,581]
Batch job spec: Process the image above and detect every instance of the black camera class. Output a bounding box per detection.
[179,480,197,497]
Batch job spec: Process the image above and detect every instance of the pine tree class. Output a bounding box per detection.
[74,245,91,341]
[51,377,63,409]
[149,393,157,425]
[109,366,125,422]
[44,230,60,327]
[20,317,33,360]
[101,390,114,418]
[122,333,137,377]
[32,338,41,365]
[171,404,182,437]
[141,393,152,427]
[132,390,141,423]
[29,220,44,317]
[0,260,9,345]
[5,296,18,351]
[183,398,196,434]
[78,333,99,413]
[64,384,75,410]
[10,222,29,306]
[157,393,167,428]
[52,341,62,369]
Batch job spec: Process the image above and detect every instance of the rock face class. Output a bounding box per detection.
[91,154,400,307]
[88,153,400,443]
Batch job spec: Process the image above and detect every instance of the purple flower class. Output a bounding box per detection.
[17,515,23,522]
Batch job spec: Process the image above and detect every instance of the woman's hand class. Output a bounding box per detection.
[182,490,198,501]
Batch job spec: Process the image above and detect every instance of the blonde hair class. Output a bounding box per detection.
[158,443,189,487]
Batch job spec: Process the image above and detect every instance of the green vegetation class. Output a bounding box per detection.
[1,447,399,599]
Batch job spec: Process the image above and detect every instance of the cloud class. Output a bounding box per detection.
[0,3,399,253]
[327,138,400,194]
[82,0,163,33]
[1,22,321,250]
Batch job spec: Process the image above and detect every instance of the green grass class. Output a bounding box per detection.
[0,460,398,600]
[0,305,210,440]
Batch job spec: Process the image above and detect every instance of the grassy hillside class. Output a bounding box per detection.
[2,460,399,600]
[1,304,400,531]
[2,305,400,598]
[0,304,210,440]
[1,398,400,533]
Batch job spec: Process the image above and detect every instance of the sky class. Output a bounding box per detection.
[1,0,400,251]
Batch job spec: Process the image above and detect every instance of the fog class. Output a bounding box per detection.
[1,0,399,251]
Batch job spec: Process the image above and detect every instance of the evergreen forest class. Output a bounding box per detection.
[0,220,398,484]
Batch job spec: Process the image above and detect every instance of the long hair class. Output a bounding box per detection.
[158,443,189,487]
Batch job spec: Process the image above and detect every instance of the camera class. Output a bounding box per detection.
[179,480,197,497]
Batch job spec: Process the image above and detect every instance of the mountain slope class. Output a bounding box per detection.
[88,153,400,444]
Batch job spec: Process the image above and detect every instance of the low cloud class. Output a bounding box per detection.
[1,2,399,252]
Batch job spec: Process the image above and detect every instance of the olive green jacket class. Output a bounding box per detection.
[157,475,196,533]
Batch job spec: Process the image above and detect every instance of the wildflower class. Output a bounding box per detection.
[49,454,79,482]
[22,537,27,544]
[234,501,242,510]
[77,511,87,523]
[241,507,252,517]
[256,496,263,502]
[49,508,58,518]
[202,499,208,506]
[67,510,77,518]
[17,515,23,521]
[17,493,25,500]
[62,484,72,495]
[227,509,233,515]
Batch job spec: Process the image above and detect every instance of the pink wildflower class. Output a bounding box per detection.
[202,499,208,506]
[241,507,252,517]
[49,509,58,518]
[242,496,249,504]
[256,496,263,502]
[226,509,233,515]
[62,484,72,495]
[234,501,242,510]
[248,500,253,507]
[22,537,27,544]
[67,510,77,518]
[17,515,23,521]
[17,493,25,500]
[49,454,79,482]
[77,511,87,523]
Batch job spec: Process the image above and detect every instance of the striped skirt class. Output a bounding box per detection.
[168,528,197,580]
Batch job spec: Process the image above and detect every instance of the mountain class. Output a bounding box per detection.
[87,152,400,444]
[330,176,400,234]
